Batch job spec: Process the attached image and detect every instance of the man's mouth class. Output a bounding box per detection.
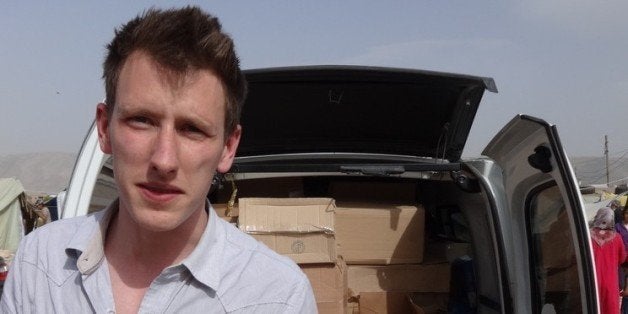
[137,182,184,203]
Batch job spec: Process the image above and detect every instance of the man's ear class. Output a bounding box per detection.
[216,125,242,173]
[96,103,113,154]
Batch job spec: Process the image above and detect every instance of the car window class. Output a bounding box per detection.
[527,183,583,313]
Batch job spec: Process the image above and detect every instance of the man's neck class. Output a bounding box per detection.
[103,203,209,313]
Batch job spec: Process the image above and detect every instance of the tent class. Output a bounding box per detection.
[0,178,25,253]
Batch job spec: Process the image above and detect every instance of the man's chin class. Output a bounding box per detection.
[131,212,185,233]
[118,201,175,230]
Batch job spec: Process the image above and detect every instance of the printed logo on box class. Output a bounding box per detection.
[291,240,305,254]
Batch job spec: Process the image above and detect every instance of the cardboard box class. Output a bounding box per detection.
[358,292,413,314]
[239,197,336,264]
[358,292,448,314]
[301,259,348,314]
[347,264,450,294]
[347,301,359,314]
[336,203,425,264]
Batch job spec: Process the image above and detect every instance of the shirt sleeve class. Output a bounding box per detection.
[283,274,317,314]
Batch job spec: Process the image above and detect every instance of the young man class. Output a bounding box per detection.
[1,7,316,313]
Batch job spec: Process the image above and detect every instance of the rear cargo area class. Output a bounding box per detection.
[209,175,499,314]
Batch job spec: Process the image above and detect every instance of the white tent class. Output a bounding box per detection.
[0,178,25,252]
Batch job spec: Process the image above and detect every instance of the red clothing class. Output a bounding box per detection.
[592,230,627,314]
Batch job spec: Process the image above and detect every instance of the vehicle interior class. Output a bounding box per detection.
[214,170,500,312]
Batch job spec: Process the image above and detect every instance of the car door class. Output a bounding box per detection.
[61,122,110,219]
[481,115,596,313]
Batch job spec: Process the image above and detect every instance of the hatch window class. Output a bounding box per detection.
[527,183,582,313]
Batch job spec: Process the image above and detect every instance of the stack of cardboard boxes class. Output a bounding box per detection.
[214,184,450,313]
[336,203,449,313]
[238,197,347,312]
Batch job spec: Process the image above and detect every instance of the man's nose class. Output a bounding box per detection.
[150,127,179,177]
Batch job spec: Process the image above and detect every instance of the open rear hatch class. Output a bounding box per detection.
[236,66,497,168]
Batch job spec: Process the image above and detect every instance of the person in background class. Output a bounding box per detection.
[0,7,316,313]
[612,200,623,224]
[616,207,628,313]
[615,207,628,250]
[592,207,626,314]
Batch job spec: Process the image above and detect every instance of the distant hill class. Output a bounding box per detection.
[0,152,76,194]
[0,153,626,194]
[571,156,628,186]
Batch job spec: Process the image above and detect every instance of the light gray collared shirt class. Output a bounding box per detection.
[0,200,316,313]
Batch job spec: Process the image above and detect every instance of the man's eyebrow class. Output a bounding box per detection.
[115,105,155,118]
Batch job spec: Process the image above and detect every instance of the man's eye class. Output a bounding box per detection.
[181,125,206,137]
[129,116,151,125]
[183,125,202,133]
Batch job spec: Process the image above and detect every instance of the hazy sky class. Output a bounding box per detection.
[1,1,627,158]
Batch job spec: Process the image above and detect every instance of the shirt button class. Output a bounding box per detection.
[107,310,115,314]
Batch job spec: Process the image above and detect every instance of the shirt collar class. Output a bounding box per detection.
[65,199,224,289]
[66,200,118,275]
[180,200,224,291]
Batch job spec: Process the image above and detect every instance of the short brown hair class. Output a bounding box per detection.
[103,6,246,135]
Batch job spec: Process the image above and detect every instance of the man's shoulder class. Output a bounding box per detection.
[21,212,98,246]
[11,213,99,285]
[214,219,312,310]
[16,210,104,266]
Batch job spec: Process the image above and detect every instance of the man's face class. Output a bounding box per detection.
[96,51,240,232]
